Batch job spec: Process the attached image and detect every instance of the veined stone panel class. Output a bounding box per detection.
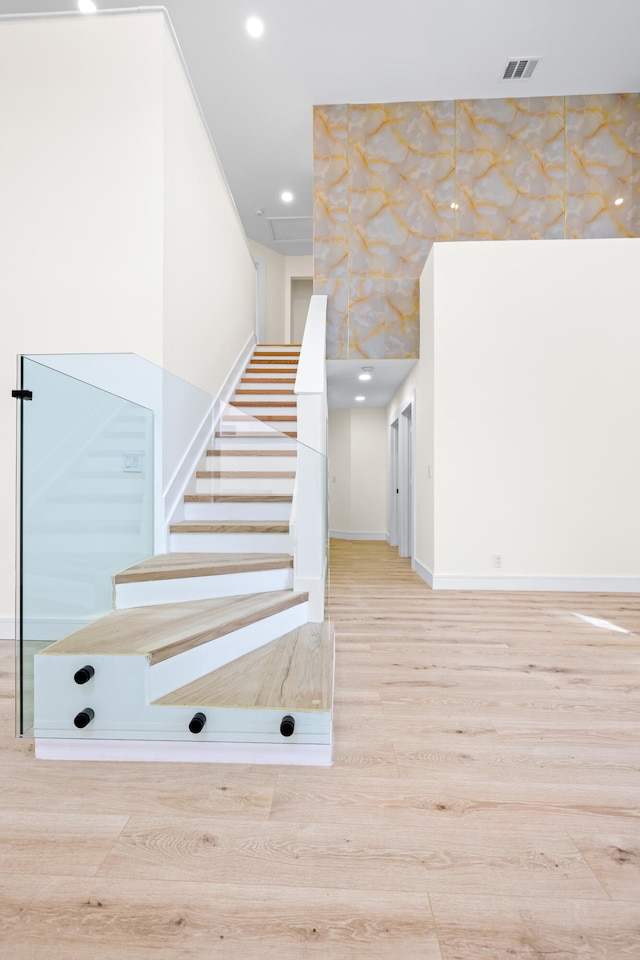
[566,93,640,238]
[455,97,565,241]
[314,93,640,360]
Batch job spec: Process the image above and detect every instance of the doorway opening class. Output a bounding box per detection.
[390,399,414,559]
[290,277,313,343]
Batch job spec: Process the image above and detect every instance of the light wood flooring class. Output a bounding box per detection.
[1,538,639,958]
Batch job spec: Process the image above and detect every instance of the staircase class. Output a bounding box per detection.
[33,344,334,765]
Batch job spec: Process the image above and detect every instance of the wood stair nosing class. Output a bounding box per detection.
[241,377,296,384]
[216,431,298,439]
[185,494,293,504]
[198,470,296,479]
[235,389,295,395]
[153,622,333,711]
[170,520,290,534]
[114,553,294,585]
[206,449,297,457]
[40,590,308,665]
[253,351,301,358]
[224,415,298,423]
[232,401,297,408]
[248,358,299,365]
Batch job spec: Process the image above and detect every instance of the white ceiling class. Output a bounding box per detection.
[1,0,639,259]
[1,1,638,408]
[327,360,417,409]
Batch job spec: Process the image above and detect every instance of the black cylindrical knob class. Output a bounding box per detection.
[280,714,295,737]
[189,712,207,734]
[74,665,95,685]
[73,707,95,729]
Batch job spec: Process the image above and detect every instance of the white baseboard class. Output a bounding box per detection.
[220,333,257,405]
[164,399,216,528]
[329,530,388,541]
[36,737,332,766]
[412,557,434,588]
[0,618,14,641]
[411,565,640,593]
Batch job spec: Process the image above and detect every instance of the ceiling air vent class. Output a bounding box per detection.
[502,58,540,80]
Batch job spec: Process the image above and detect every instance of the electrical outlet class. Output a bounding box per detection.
[493,554,502,568]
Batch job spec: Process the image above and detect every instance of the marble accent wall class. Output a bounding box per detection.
[314,93,640,359]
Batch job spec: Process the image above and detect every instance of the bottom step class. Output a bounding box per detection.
[154,622,334,712]
[35,738,332,766]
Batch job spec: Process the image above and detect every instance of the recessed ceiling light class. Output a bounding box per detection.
[450,201,459,210]
[614,197,624,206]
[246,16,264,38]
[358,367,373,381]
[78,0,97,11]
[355,395,365,402]
[280,190,293,203]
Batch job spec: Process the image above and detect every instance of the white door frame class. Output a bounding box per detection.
[253,256,267,343]
[389,393,415,560]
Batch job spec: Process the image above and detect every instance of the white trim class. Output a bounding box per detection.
[412,557,434,588]
[163,399,216,529]
[219,333,257,405]
[35,737,332,766]
[329,530,388,541]
[412,566,640,592]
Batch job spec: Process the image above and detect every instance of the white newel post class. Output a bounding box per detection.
[293,296,328,622]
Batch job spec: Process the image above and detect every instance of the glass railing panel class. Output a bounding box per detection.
[17,357,154,734]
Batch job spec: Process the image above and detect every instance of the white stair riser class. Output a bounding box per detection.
[183,501,292,522]
[169,531,291,553]
[115,566,294,609]
[149,601,308,699]
[228,406,297,417]
[64,477,147,496]
[214,437,296,451]
[206,455,296,471]
[232,393,295,403]
[195,477,295,495]
[218,420,295,435]
[40,502,146,524]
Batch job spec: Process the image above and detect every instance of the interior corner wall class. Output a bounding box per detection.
[328,407,388,537]
[285,254,314,341]
[432,238,640,581]
[162,23,256,395]
[0,12,167,627]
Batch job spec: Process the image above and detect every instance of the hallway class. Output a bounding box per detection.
[0,539,639,957]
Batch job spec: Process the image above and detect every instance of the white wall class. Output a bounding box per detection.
[162,24,256,395]
[328,408,388,537]
[0,12,257,627]
[392,238,640,587]
[286,254,314,342]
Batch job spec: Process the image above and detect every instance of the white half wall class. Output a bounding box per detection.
[328,407,388,538]
[391,238,640,586]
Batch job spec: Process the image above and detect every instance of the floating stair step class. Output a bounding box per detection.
[232,401,297,407]
[241,377,296,383]
[39,590,306,665]
[113,553,294,608]
[205,449,297,458]
[185,495,293,503]
[114,552,293,584]
[154,622,333,712]
[170,521,289,534]
[216,431,298,439]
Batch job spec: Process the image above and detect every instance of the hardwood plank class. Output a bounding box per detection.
[429,893,640,959]
[569,832,640,900]
[155,623,333,711]
[40,591,307,662]
[0,877,441,960]
[0,811,128,877]
[114,553,293,584]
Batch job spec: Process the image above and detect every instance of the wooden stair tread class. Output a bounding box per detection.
[170,520,289,534]
[232,401,297,407]
[216,431,298,438]
[224,415,297,422]
[241,377,296,383]
[153,622,333,711]
[114,553,293,584]
[39,591,307,664]
[253,351,300,357]
[235,389,294,395]
[206,449,297,457]
[248,358,298,364]
[185,494,293,503]
[198,471,296,479]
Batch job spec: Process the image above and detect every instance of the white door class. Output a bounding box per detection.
[389,418,399,547]
[391,402,414,559]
